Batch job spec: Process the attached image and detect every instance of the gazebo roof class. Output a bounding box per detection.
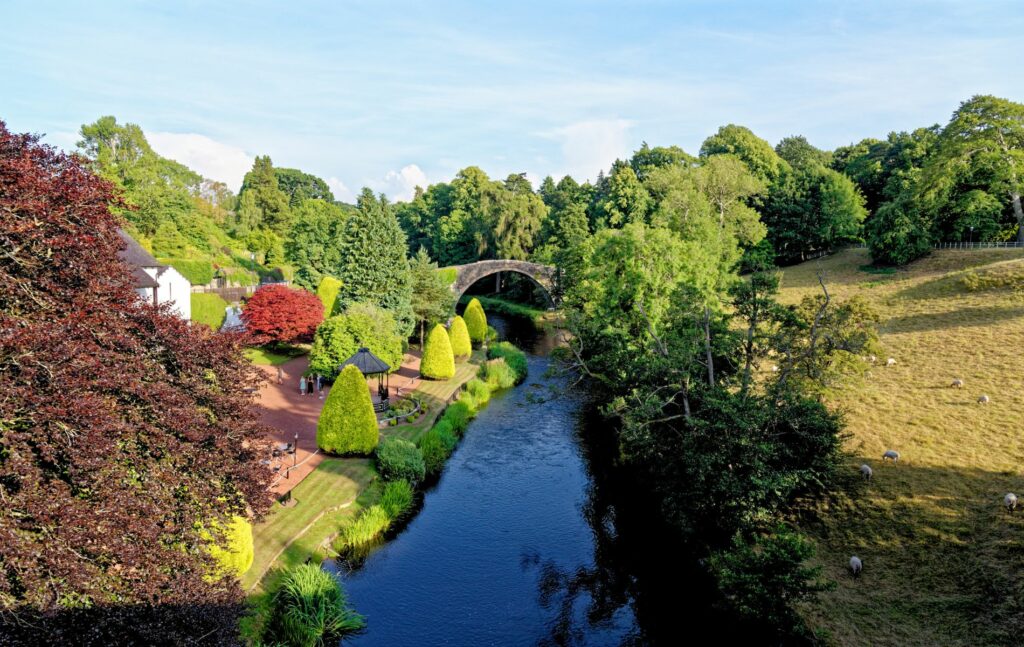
[340,347,391,375]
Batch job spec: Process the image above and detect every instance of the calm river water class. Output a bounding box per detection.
[326,315,736,646]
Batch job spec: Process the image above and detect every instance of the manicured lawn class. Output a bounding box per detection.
[243,345,306,366]
[190,292,229,329]
[385,352,481,444]
[781,248,1024,646]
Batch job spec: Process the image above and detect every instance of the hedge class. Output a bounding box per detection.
[420,323,455,379]
[317,365,379,455]
[316,276,343,317]
[160,258,214,285]
[448,315,472,360]
[191,293,228,329]
[376,437,425,484]
[463,298,488,345]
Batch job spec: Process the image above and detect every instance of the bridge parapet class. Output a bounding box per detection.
[448,259,557,306]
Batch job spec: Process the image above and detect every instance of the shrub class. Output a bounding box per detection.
[317,365,379,455]
[190,293,228,329]
[316,276,343,316]
[265,563,364,645]
[463,297,488,344]
[337,505,391,552]
[441,400,474,435]
[487,341,527,384]
[437,267,458,284]
[205,516,254,579]
[420,323,455,379]
[242,284,324,345]
[376,437,425,484]
[448,315,472,360]
[308,302,403,378]
[486,325,499,344]
[380,479,414,520]
[420,426,458,476]
[480,358,517,390]
[465,378,491,405]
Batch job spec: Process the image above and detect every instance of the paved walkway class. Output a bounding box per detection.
[255,349,424,496]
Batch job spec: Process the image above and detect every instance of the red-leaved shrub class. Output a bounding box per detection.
[242,284,324,345]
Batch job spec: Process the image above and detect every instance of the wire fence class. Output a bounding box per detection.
[932,241,1024,249]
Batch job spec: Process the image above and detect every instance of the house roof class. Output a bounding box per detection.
[129,266,159,289]
[339,347,391,375]
[116,228,166,290]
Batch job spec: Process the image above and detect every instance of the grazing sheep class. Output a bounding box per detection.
[1006,493,1018,514]
[850,556,863,577]
[978,394,990,404]
[886,357,897,367]
[868,355,877,364]
[860,464,873,480]
[882,450,900,463]
[950,378,964,389]
[771,364,779,373]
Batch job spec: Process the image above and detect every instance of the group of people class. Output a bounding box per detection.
[275,367,325,398]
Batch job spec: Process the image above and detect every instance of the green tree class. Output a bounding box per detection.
[409,247,455,347]
[701,125,784,182]
[463,297,488,345]
[775,135,832,170]
[273,167,335,206]
[336,188,415,336]
[308,303,404,378]
[317,364,379,455]
[420,323,455,379]
[448,315,472,359]
[629,142,695,180]
[239,156,292,236]
[285,198,347,289]
[494,174,546,259]
[598,161,651,227]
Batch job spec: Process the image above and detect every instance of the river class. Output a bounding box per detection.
[326,314,733,646]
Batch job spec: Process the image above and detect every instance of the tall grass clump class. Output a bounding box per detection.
[380,479,414,520]
[335,505,391,554]
[487,341,527,384]
[479,358,517,390]
[264,563,365,646]
[441,400,474,435]
[375,437,425,484]
[465,377,491,405]
[420,425,459,476]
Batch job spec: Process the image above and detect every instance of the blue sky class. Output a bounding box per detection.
[2,1,1022,201]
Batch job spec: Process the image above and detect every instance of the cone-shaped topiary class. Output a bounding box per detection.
[317,365,379,455]
[448,315,472,360]
[464,298,488,345]
[420,323,455,379]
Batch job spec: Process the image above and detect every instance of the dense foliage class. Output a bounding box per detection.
[375,438,426,484]
[316,365,379,455]
[463,297,488,345]
[315,275,343,316]
[409,247,456,347]
[205,516,255,579]
[262,564,364,646]
[307,302,403,378]
[0,123,272,642]
[242,283,324,345]
[447,315,472,359]
[420,323,455,379]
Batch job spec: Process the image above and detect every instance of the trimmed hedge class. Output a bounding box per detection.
[191,293,228,329]
[448,315,472,360]
[205,515,254,578]
[420,323,455,379]
[487,341,527,384]
[376,437,425,484]
[160,258,214,285]
[463,298,488,345]
[316,276,343,317]
[317,365,379,455]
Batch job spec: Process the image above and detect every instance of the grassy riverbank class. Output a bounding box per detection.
[460,295,561,327]
[779,248,1024,646]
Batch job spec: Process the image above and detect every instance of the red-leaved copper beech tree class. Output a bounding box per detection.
[241,283,324,345]
[0,123,273,644]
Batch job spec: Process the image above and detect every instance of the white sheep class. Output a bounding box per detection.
[859,464,873,480]
[1006,493,1018,514]
[867,355,877,364]
[882,450,900,463]
[771,364,779,373]
[950,378,964,389]
[886,357,897,367]
[978,394,990,404]
[850,556,863,577]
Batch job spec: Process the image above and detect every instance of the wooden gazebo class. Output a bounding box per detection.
[339,347,391,412]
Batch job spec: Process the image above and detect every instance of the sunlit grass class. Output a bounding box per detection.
[780,248,1024,646]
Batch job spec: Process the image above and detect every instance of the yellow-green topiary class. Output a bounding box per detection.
[448,315,472,360]
[316,276,343,316]
[317,364,379,455]
[420,323,455,379]
[463,298,488,345]
[206,515,254,579]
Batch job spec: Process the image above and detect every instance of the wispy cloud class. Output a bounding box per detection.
[147,132,254,192]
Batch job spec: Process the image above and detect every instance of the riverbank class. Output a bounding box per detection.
[460,294,562,328]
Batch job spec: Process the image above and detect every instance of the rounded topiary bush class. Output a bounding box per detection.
[317,364,379,455]
[376,437,425,484]
[448,315,472,360]
[420,323,455,380]
[463,298,488,345]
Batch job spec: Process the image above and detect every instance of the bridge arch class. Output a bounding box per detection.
[448,260,558,308]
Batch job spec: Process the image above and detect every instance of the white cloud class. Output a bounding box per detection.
[546,119,634,182]
[379,164,428,202]
[326,176,355,203]
[146,131,254,192]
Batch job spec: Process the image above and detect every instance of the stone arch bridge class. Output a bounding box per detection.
[447,260,558,307]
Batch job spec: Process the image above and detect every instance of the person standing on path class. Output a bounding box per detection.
[306,376,314,395]
[276,366,284,385]
[299,375,307,395]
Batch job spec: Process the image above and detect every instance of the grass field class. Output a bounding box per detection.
[243,345,306,366]
[778,248,1024,646]
[190,292,228,329]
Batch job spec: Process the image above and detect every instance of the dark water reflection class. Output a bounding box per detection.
[326,314,732,646]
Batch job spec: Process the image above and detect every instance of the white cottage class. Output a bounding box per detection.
[116,229,192,320]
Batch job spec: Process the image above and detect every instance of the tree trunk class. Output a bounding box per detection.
[419,320,425,350]
[703,306,715,387]
[1013,192,1024,243]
